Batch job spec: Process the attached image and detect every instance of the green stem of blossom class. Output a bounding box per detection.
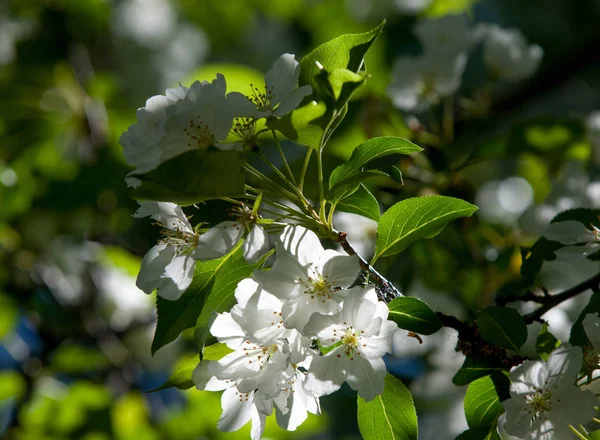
[271,130,298,187]
[299,149,313,191]
[243,163,302,204]
[315,148,327,225]
[569,425,591,440]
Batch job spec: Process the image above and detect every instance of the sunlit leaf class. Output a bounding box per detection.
[374,196,478,262]
[357,374,418,440]
[336,184,380,221]
[387,296,442,335]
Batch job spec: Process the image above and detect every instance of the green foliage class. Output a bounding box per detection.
[476,306,527,353]
[50,343,111,373]
[373,196,478,263]
[131,149,246,205]
[274,21,385,150]
[455,425,501,440]
[328,136,422,199]
[387,296,443,335]
[357,374,418,440]
[152,245,264,354]
[336,183,380,221]
[299,21,385,103]
[536,322,561,361]
[464,375,508,429]
[0,293,18,339]
[452,357,508,386]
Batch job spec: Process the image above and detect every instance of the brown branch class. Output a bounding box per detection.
[495,290,547,306]
[335,231,402,302]
[523,271,600,324]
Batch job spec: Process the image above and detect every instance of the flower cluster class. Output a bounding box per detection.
[387,15,543,111]
[120,53,311,181]
[501,345,598,440]
[193,225,398,438]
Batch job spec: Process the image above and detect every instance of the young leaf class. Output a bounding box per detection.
[328,167,403,200]
[464,375,508,429]
[329,136,421,192]
[452,357,508,386]
[476,306,527,353]
[131,149,245,205]
[387,296,443,335]
[265,100,328,149]
[150,352,199,392]
[300,21,385,101]
[357,374,418,440]
[536,322,561,361]
[151,245,262,354]
[373,196,478,262]
[336,184,380,221]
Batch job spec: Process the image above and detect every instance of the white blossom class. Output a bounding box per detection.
[194,206,270,264]
[543,220,600,259]
[414,15,476,56]
[252,225,360,332]
[303,286,397,401]
[134,202,198,300]
[582,313,600,373]
[502,345,597,440]
[482,25,543,81]
[120,74,239,179]
[392,0,434,15]
[228,53,312,119]
[387,51,467,112]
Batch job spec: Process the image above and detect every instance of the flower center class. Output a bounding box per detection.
[332,325,366,359]
[526,388,552,416]
[242,340,279,370]
[183,116,215,148]
[583,344,600,372]
[232,117,258,148]
[159,227,199,255]
[248,83,274,111]
[301,272,334,302]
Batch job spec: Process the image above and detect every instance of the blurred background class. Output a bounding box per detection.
[1,0,600,438]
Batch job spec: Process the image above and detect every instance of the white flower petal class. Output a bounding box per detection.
[195,221,244,260]
[136,243,171,294]
[545,345,583,386]
[543,220,597,244]
[321,252,360,287]
[265,54,301,108]
[272,84,312,117]
[583,313,600,349]
[243,225,270,264]
[344,356,387,402]
[211,312,247,350]
[279,225,324,266]
[158,253,195,300]
[218,387,255,433]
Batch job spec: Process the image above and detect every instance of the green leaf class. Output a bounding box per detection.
[388,296,443,335]
[357,374,418,440]
[536,322,561,361]
[131,149,245,205]
[328,167,403,200]
[327,68,366,104]
[151,343,232,392]
[151,353,198,392]
[464,375,508,429]
[329,136,421,192]
[456,425,501,440]
[476,306,527,353]
[0,293,18,339]
[266,100,328,149]
[452,357,508,386]
[570,291,600,347]
[336,184,380,221]
[374,196,478,262]
[50,344,111,373]
[151,245,262,354]
[589,430,600,440]
[300,21,385,102]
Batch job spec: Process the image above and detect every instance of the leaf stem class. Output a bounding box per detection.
[243,164,302,204]
[316,148,327,224]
